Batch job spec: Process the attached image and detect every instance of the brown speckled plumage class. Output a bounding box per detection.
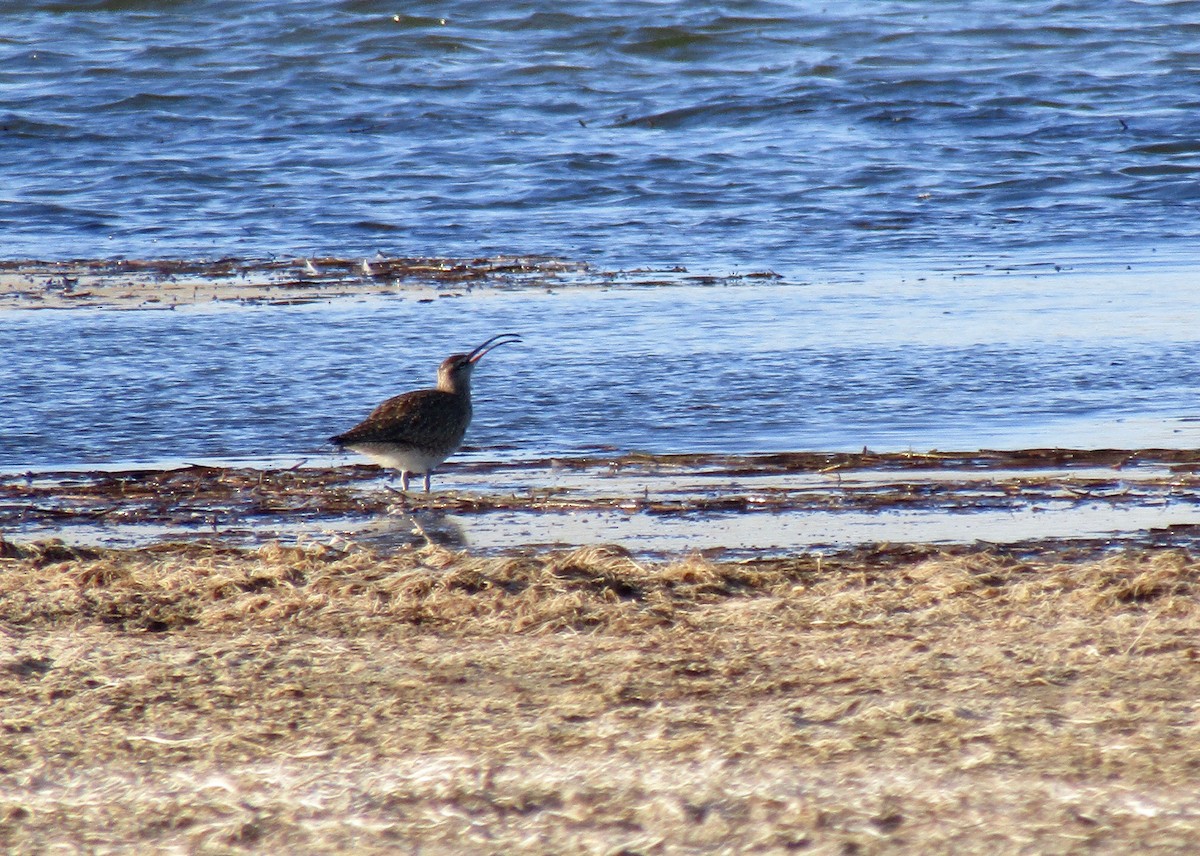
[329,333,521,492]
[331,387,472,453]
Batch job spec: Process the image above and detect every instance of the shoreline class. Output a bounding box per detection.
[4,448,1200,557]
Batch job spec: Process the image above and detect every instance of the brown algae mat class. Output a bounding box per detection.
[0,255,779,310]
[7,448,1200,555]
[3,537,1200,853]
[0,256,589,310]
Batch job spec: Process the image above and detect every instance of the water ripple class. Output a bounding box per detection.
[3,267,1200,468]
[3,2,1200,270]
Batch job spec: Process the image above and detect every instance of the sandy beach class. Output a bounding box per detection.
[3,535,1199,853]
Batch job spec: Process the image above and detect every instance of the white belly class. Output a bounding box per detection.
[345,442,451,474]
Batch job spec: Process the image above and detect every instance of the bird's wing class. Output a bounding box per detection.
[331,389,468,448]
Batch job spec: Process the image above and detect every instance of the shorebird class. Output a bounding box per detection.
[329,333,521,492]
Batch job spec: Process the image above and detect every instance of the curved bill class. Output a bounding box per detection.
[468,332,522,363]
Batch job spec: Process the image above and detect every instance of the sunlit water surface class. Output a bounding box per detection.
[4,266,1199,471]
[5,1,1200,271]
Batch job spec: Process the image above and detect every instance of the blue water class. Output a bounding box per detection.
[4,1,1200,272]
[4,268,1200,470]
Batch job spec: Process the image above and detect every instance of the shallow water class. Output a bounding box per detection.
[3,265,1200,470]
[7,453,1200,557]
[4,2,1200,270]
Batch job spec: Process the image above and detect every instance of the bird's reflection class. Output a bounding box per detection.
[351,503,469,551]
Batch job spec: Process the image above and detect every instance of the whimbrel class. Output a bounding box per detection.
[329,333,521,492]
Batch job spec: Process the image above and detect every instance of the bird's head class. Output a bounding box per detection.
[437,333,522,392]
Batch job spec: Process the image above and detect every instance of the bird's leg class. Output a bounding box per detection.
[423,472,432,493]
[401,470,411,492]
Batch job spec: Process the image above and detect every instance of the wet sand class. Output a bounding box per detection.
[6,448,1200,557]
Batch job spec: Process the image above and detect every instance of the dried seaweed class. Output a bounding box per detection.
[1,542,1199,852]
